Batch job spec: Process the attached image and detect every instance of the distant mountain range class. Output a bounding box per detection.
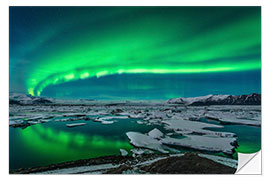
[9,92,261,106]
[9,93,53,105]
[168,93,261,106]
[9,93,95,105]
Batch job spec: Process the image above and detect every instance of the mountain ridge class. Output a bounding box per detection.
[9,93,53,105]
[168,93,261,106]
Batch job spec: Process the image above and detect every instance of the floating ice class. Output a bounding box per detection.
[148,128,164,139]
[205,111,261,126]
[66,123,86,127]
[126,132,169,153]
[120,149,128,156]
[161,135,237,155]
[98,116,129,121]
[101,121,114,124]
[136,120,144,124]
[94,116,117,125]
[9,120,24,126]
[130,148,154,156]
[163,119,236,137]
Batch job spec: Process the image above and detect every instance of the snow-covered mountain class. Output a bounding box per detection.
[168,93,261,106]
[9,93,53,105]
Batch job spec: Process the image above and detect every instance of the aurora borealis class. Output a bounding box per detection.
[9,7,261,99]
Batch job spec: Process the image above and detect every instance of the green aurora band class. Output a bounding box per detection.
[9,7,261,96]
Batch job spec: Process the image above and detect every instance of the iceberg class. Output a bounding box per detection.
[148,128,164,139]
[120,149,128,156]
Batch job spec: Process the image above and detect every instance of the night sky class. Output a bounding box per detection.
[9,7,261,100]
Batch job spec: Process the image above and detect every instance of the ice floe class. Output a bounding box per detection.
[126,132,169,153]
[148,128,164,139]
[101,121,114,124]
[127,127,237,155]
[136,120,144,124]
[130,148,154,157]
[161,135,237,155]
[98,115,129,121]
[9,120,24,126]
[120,149,128,156]
[66,123,86,127]
[205,111,261,126]
[163,119,236,137]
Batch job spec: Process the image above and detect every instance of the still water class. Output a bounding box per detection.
[9,116,261,170]
[9,117,167,170]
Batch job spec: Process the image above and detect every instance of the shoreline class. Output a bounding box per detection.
[11,153,237,174]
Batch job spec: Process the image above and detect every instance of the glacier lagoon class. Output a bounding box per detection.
[10,117,164,170]
[9,103,261,171]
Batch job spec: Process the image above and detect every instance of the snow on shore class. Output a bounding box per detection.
[38,163,120,174]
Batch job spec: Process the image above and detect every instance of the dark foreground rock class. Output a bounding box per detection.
[11,153,236,174]
[141,153,236,174]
